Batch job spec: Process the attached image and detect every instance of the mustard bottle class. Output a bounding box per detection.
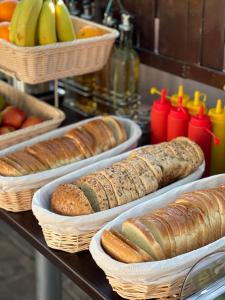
[187,91,207,116]
[208,99,225,175]
[171,85,190,107]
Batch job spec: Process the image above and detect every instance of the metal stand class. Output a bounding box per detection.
[54,79,59,107]
[35,251,62,300]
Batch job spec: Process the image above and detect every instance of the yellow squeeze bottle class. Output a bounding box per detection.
[208,99,225,175]
[171,85,190,107]
[187,91,207,116]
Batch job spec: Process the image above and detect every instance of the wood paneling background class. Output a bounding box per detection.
[96,0,225,89]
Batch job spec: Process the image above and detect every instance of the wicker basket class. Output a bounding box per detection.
[0,17,118,84]
[89,174,225,300]
[0,80,65,149]
[0,116,141,212]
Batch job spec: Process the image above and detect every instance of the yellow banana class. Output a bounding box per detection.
[37,0,57,45]
[14,0,43,47]
[55,0,76,42]
[9,0,23,43]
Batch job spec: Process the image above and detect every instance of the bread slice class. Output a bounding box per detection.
[56,137,84,163]
[96,119,117,149]
[133,153,163,183]
[122,218,165,260]
[8,151,47,173]
[139,216,172,258]
[0,156,27,176]
[64,127,95,157]
[101,230,145,263]
[50,184,93,216]
[92,172,118,208]
[116,159,146,198]
[128,156,159,194]
[101,166,134,205]
[112,230,152,262]
[211,189,225,236]
[113,162,140,200]
[175,137,204,164]
[102,116,127,145]
[83,120,111,152]
[75,175,109,211]
[26,141,61,169]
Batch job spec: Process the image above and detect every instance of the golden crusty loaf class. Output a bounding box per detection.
[100,184,225,263]
[51,184,93,216]
[0,117,127,177]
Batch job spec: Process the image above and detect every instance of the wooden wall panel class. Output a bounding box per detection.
[159,0,189,61]
[201,0,225,70]
[186,0,204,64]
[123,0,155,51]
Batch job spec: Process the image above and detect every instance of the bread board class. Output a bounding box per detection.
[0,17,118,84]
[32,148,204,253]
[90,174,225,300]
[0,80,65,149]
[0,116,141,212]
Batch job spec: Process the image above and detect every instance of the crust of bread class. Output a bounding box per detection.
[103,116,127,144]
[0,157,27,176]
[51,184,93,216]
[101,230,145,263]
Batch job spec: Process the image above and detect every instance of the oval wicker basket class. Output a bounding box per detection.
[0,17,118,84]
[0,116,141,212]
[0,80,65,149]
[90,174,225,300]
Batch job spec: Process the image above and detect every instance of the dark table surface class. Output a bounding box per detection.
[0,105,129,300]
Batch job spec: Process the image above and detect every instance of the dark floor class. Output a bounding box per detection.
[0,220,92,300]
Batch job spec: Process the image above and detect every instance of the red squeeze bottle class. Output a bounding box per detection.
[167,96,190,141]
[150,89,171,144]
[188,105,219,177]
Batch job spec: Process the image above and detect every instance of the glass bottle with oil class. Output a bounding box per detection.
[110,13,140,117]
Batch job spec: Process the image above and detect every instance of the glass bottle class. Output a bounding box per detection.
[110,13,140,117]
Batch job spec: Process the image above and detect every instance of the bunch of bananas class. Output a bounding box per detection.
[10,0,76,46]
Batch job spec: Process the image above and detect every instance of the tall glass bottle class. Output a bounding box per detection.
[110,13,140,116]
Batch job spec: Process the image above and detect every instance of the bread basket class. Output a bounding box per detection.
[90,174,225,300]
[32,149,204,254]
[0,17,118,84]
[0,80,65,149]
[0,116,141,212]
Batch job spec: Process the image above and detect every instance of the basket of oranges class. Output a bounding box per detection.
[0,0,118,84]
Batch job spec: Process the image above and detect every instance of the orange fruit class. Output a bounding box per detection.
[0,0,18,22]
[77,25,105,39]
[0,21,10,41]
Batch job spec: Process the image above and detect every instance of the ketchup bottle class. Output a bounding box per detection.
[150,88,171,144]
[167,96,190,141]
[188,105,219,176]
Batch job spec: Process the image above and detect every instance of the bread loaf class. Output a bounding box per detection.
[50,137,204,216]
[100,184,225,263]
[0,116,127,177]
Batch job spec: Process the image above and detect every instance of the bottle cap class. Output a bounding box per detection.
[169,96,189,120]
[152,88,171,111]
[187,91,207,115]
[119,13,133,31]
[171,85,190,107]
[190,105,211,127]
[208,99,225,122]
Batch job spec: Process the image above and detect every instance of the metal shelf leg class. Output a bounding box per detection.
[35,251,62,300]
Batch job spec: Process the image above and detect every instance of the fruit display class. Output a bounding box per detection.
[0,95,43,134]
[9,0,75,46]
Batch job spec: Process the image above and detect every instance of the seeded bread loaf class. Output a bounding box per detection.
[50,137,203,217]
